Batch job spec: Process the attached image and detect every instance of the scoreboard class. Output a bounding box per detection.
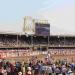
[35,23,50,36]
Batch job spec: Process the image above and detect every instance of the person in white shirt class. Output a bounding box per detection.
[18,71,22,75]
[22,66,25,75]
[2,67,7,75]
[47,66,52,75]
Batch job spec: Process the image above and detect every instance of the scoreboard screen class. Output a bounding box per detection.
[35,23,50,36]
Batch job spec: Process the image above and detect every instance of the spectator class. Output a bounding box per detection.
[2,67,7,75]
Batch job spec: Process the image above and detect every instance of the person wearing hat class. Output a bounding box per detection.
[26,67,32,75]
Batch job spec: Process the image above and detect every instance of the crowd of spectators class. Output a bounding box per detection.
[0,34,75,47]
[0,35,31,47]
[0,57,75,75]
[49,36,75,47]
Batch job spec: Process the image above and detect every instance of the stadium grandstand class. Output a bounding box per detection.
[0,17,75,75]
[0,16,75,63]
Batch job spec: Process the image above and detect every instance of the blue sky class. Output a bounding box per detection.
[0,0,75,35]
[0,0,45,22]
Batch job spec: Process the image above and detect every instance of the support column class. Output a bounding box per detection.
[31,36,34,51]
[47,36,49,50]
[17,35,19,56]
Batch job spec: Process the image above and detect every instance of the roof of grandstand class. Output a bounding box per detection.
[0,31,75,37]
